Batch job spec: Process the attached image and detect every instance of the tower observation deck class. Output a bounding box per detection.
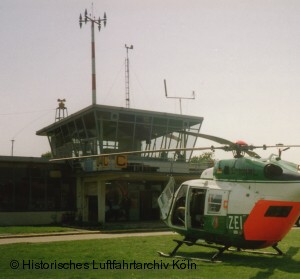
[37,104,204,174]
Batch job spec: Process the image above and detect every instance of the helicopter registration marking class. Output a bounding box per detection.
[228,215,243,231]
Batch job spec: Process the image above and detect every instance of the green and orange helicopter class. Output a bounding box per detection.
[156,133,300,262]
[52,133,300,262]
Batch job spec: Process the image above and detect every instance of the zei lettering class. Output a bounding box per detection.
[228,215,244,234]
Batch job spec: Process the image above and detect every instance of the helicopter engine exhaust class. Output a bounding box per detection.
[264,164,283,179]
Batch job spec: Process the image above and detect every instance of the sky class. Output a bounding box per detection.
[1,0,300,163]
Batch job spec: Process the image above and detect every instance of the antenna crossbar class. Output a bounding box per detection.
[164,79,195,114]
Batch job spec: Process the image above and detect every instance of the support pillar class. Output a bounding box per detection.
[97,179,106,224]
[76,176,84,222]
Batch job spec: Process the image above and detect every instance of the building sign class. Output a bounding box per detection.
[116,155,127,168]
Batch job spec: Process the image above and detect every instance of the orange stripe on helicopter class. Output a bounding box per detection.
[223,200,228,209]
[244,200,300,245]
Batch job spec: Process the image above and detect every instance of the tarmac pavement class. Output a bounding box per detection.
[0,230,175,245]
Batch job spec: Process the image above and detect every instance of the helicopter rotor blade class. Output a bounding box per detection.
[254,144,300,150]
[183,131,234,145]
[48,125,300,163]
[183,132,300,150]
[50,146,225,162]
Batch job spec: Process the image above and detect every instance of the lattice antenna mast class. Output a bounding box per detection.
[125,44,133,108]
[55,99,68,122]
[164,79,195,114]
[79,8,107,105]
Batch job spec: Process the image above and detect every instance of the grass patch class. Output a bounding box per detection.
[0,229,299,278]
[0,226,75,235]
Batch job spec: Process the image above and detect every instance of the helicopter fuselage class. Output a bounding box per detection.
[159,155,300,250]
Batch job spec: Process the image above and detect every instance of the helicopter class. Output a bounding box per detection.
[51,133,300,262]
[156,133,300,262]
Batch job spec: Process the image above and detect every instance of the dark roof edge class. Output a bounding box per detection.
[36,104,204,136]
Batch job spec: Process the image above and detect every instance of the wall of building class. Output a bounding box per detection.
[0,156,200,226]
[0,157,76,226]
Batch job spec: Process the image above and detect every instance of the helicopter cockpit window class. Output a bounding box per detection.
[171,185,188,227]
[207,194,222,213]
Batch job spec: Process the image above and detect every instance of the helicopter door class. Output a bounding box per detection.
[205,189,230,234]
[157,176,176,220]
[189,188,207,229]
[170,184,188,227]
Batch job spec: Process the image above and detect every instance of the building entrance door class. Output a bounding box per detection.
[140,191,160,221]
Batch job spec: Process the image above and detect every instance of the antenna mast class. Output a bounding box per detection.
[164,79,195,114]
[11,139,15,156]
[125,44,133,108]
[79,8,107,105]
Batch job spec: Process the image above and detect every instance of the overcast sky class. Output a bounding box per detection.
[1,0,300,162]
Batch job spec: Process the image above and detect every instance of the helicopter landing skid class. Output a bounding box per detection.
[157,239,228,263]
[228,243,284,256]
[157,250,221,263]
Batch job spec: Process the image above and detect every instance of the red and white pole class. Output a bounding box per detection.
[79,9,107,106]
[91,21,97,105]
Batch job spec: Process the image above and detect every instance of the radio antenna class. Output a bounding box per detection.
[164,79,195,114]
